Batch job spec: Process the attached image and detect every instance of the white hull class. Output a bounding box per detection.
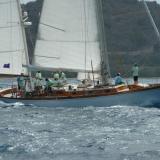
[0,87,160,107]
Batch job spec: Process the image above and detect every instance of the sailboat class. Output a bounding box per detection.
[0,0,160,107]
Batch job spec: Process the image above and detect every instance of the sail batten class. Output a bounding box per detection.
[0,49,24,53]
[34,0,101,73]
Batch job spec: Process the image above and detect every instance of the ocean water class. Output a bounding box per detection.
[0,104,160,160]
[0,78,160,160]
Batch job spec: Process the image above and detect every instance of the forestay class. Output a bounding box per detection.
[33,0,101,73]
[0,0,28,75]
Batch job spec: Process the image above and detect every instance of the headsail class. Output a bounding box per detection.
[33,0,101,74]
[0,0,28,76]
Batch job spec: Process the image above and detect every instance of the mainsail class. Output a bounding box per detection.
[33,0,101,74]
[0,0,28,76]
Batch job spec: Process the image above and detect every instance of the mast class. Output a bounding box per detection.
[83,0,87,79]
[16,0,31,76]
[142,0,160,42]
[95,0,111,85]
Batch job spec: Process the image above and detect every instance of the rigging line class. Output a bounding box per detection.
[142,0,160,42]
[34,55,60,59]
[0,49,24,53]
[86,0,90,41]
[40,22,66,32]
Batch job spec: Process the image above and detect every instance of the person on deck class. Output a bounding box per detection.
[53,72,60,81]
[45,78,54,93]
[114,73,124,85]
[35,71,42,80]
[35,71,43,94]
[132,63,139,84]
[25,77,34,96]
[60,71,66,80]
[17,73,25,91]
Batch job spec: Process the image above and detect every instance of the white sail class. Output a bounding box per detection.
[0,0,28,75]
[33,0,101,73]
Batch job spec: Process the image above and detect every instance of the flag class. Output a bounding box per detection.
[3,63,10,68]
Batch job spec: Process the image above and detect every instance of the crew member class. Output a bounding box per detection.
[45,78,53,93]
[132,63,139,84]
[35,71,43,94]
[53,72,59,81]
[60,71,66,80]
[17,73,25,91]
[114,73,124,85]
